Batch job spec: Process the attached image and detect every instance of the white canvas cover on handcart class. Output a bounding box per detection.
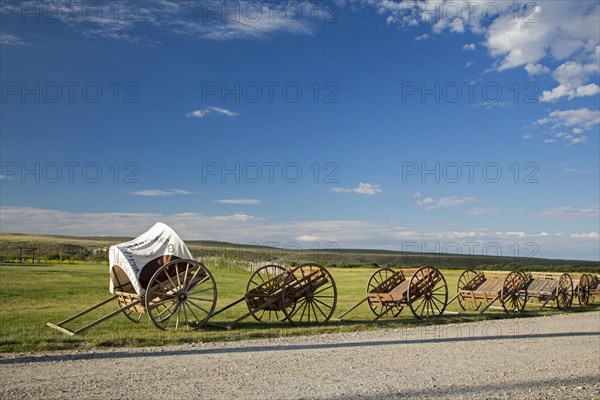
[109,222,194,295]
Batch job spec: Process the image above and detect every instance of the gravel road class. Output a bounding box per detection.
[1,312,599,399]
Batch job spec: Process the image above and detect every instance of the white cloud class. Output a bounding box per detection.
[495,231,526,238]
[213,213,255,222]
[537,108,600,145]
[468,207,499,216]
[2,1,315,45]
[538,108,600,129]
[467,207,525,216]
[186,109,209,118]
[525,63,550,76]
[416,196,476,210]
[1,206,598,259]
[543,139,556,144]
[215,199,262,205]
[209,106,238,116]
[484,3,599,71]
[296,235,320,242]
[574,83,600,97]
[540,60,600,102]
[570,232,600,239]
[130,189,191,197]
[552,60,599,88]
[414,33,430,41]
[551,131,588,146]
[537,206,600,220]
[187,107,238,118]
[0,32,32,46]
[0,1,318,47]
[539,85,570,102]
[331,183,382,196]
[366,1,600,99]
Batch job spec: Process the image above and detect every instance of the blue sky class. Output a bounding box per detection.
[1,0,599,260]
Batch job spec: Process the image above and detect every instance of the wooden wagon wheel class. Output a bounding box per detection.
[245,264,287,322]
[456,269,482,311]
[145,259,217,331]
[282,263,337,326]
[585,274,597,304]
[407,266,448,319]
[555,273,573,310]
[592,274,600,303]
[577,274,591,306]
[367,268,403,318]
[120,304,143,323]
[500,271,527,314]
[577,274,590,307]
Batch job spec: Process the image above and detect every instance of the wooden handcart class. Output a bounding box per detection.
[447,270,528,314]
[47,258,218,335]
[583,274,600,304]
[210,263,337,329]
[572,274,593,306]
[47,223,218,335]
[337,266,448,320]
[522,272,574,310]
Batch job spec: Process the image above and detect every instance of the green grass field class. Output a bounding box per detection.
[0,264,597,353]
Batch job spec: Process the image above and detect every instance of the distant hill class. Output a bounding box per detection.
[0,232,598,272]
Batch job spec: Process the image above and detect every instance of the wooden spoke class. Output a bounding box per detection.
[149,297,178,308]
[161,302,181,327]
[146,291,177,300]
[457,269,482,311]
[155,301,177,319]
[187,284,215,295]
[181,300,191,330]
[183,301,201,326]
[501,271,527,314]
[407,267,448,319]
[175,263,182,288]
[145,259,217,331]
[184,266,205,291]
[556,273,574,310]
[244,265,286,322]
[312,299,329,320]
[187,279,216,297]
[409,296,428,318]
[366,268,403,318]
[577,274,591,306]
[282,264,337,326]
[118,300,143,323]
[162,265,178,291]
[186,296,216,303]
[186,298,211,316]
[313,284,334,296]
[587,274,599,304]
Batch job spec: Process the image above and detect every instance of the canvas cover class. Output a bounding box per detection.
[109,222,194,295]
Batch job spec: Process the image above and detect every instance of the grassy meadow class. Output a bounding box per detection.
[0,263,598,353]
